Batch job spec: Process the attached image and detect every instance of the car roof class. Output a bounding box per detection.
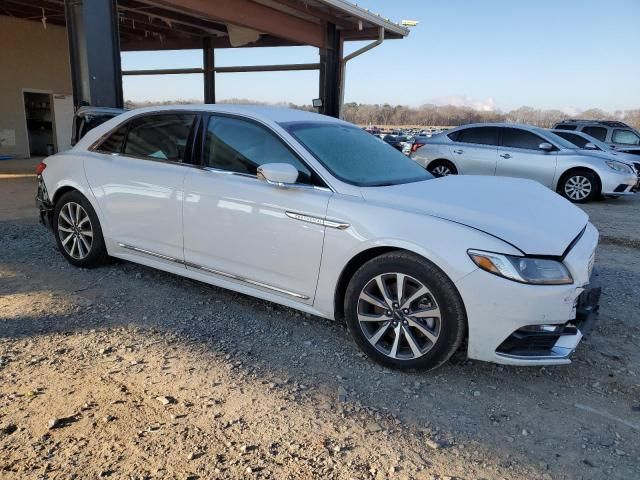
[76,106,127,117]
[116,104,347,125]
[448,122,543,131]
[556,119,630,128]
[74,104,352,151]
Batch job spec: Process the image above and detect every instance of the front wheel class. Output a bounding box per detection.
[559,170,599,203]
[428,160,457,177]
[53,190,108,267]
[344,252,466,371]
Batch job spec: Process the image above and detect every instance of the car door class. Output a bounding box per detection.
[495,127,558,187]
[182,114,332,304]
[84,112,198,262]
[448,126,499,175]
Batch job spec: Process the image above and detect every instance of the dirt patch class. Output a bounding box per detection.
[1,177,639,479]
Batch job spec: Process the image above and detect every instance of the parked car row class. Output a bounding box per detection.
[409,122,639,202]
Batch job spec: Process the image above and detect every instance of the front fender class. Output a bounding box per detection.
[312,194,520,319]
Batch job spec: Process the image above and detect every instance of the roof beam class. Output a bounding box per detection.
[141,0,325,48]
[120,34,301,51]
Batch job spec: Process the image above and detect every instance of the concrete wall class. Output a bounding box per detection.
[0,16,72,158]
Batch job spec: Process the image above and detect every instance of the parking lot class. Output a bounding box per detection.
[1,165,639,480]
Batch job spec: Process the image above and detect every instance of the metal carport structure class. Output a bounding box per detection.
[1,0,408,117]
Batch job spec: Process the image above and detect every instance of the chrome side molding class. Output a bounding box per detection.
[117,243,309,300]
[185,262,309,299]
[118,243,182,264]
[285,211,350,230]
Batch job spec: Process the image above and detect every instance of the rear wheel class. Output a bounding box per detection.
[344,251,466,371]
[428,160,457,177]
[559,170,599,203]
[53,190,108,267]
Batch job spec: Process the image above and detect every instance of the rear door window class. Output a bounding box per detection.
[456,127,499,146]
[581,126,607,142]
[123,113,196,162]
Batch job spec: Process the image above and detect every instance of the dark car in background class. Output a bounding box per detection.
[383,134,408,151]
[71,106,126,146]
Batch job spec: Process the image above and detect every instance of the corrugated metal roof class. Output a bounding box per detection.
[315,0,409,37]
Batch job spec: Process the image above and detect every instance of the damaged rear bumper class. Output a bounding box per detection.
[36,175,54,230]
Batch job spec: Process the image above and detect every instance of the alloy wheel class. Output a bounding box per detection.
[564,175,592,201]
[432,165,452,177]
[357,273,441,360]
[58,202,93,260]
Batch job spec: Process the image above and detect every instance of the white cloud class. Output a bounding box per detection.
[429,95,498,112]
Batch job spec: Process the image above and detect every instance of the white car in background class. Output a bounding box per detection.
[411,123,637,202]
[36,106,600,370]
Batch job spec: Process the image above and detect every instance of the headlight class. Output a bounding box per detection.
[606,160,633,174]
[468,250,573,285]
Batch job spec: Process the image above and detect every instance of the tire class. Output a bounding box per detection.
[559,170,600,203]
[344,251,466,371]
[53,190,108,268]
[428,160,457,177]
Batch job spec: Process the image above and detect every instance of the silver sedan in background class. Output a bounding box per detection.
[410,123,638,202]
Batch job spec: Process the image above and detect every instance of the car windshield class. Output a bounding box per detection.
[555,131,610,151]
[612,129,640,145]
[281,121,433,187]
[533,128,577,150]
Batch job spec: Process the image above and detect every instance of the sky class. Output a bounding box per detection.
[121,0,640,113]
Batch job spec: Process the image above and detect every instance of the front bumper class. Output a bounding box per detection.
[600,170,638,196]
[494,286,600,361]
[456,223,600,366]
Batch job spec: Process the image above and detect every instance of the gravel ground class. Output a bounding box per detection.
[1,173,639,480]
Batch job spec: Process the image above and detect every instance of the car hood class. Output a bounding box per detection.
[565,148,636,165]
[361,176,588,256]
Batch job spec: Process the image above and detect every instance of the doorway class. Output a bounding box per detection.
[23,91,55,157]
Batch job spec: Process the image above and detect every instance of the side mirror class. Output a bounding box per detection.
[584,142,598,150]
[257,163,299,187]
[539,142,554,152]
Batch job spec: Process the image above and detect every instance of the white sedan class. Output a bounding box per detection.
[36,105,600,370]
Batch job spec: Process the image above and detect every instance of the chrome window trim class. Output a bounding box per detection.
[200,166,332,192]
[117,243,309,300]
[96,151,206,170]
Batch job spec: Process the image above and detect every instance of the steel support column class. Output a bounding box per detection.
[64,0,123,109]
[319,23,342,118]
[203,37,216,104]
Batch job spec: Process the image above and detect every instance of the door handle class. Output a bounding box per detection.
[500,153,512,159]
[453,149,463,154]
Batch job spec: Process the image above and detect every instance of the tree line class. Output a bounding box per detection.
[341,103,640,129]
[125,99,640,130]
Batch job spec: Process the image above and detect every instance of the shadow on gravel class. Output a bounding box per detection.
[1,218,638,480]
